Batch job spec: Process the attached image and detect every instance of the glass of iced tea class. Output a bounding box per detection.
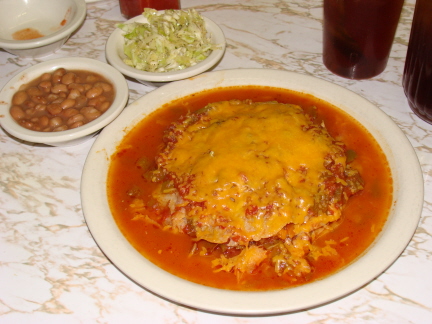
[119,0,181,19]
[403,0,432,124]
[323,0,404,80]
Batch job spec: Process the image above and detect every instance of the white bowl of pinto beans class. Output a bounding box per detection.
[0,57,129,146]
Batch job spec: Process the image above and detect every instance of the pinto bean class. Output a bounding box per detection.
[67,113,84,126]
[26,86,43,96]
[12,91,28,105]
[88,95,107,108]
[35,104,47,112]
[38,80,52,93]
[10,106,25,120]
[60,98,76,110]
[69,121,85,129]
[81,106,102,121]
[98,101,111,112]
[51,84,68,94]
[86,86,104,99]
[40,73,51,81]
[61,108,79,118]
[47,103,62,116]
[49,116,63,127]
[94,82,113,92]
[61,72,76,85]
[31,95,48,105]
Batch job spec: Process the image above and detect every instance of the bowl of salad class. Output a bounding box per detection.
[105,9,226,85]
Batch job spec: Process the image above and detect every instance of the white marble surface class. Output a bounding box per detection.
[0,0,431,323]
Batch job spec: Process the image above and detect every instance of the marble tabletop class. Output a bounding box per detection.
[1,0,431,323]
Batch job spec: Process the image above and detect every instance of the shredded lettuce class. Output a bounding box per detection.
[116,8,220,73]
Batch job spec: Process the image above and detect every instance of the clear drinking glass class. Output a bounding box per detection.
[323,0,404,80]
[402,0,432,124]
[119,0,181,19]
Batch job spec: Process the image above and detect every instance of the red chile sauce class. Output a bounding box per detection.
[107,86,393,291]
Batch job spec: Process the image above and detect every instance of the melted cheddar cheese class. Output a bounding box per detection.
[147,100,363,276]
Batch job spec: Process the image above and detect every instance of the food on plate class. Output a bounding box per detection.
[117,8,220,72]
[151,100,363,275]
[9,68,115,132]
[108,86,393,291]
[12,28,44,40]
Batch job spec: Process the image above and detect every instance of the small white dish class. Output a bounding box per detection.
[0,57,129,146]
[0,0,86,58]
[81,69,423,315]
[105,13,226,85]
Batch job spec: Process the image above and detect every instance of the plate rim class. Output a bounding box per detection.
[81,68,423,315]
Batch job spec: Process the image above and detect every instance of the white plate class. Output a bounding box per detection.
[105,13,226,84]
[81,69,423,315]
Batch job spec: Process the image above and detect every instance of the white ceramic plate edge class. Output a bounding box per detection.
[81,69,423,315]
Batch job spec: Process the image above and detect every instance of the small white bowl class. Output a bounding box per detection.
[0,0,87,58]
[105,13,226,85]
[0,57,129,146]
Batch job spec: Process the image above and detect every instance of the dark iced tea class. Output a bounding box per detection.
[403,0,432,124]
[323,0,404,79]
[120,0,181,19]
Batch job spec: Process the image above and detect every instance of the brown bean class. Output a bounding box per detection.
[12,91,28,105]
[10,106,25,120]
[68,83,85,93]
[61,108,79,118]
[47,103,62,115]
[53,68,66,77]
[67,113,84,125]
[53,125,68,132]
[51,84,68,94]
[22,100,36,109]
[86,87,103,99]
[61,72,76,85]
[40,73,51,81]
[51,97,65,104]
[26,86,43,96]
[94,82,113,92]
[83,83,92,92]
[74,95,88,108]
[35,104,47,112]
[31,95,48,105]
[81,106,102,121]
[85,75,99,83]
[69,121,85,129]
[38,81,52,93]
[19,120,34,130]
[60,98,76,110]
[25,107,36,116]
[51,74,62,84]
[39,116,49,128]
[46,94,59,102]
[88,95,106,107]
[49,116,63,127]
[67,89,81,100]
[98,101,111,112]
